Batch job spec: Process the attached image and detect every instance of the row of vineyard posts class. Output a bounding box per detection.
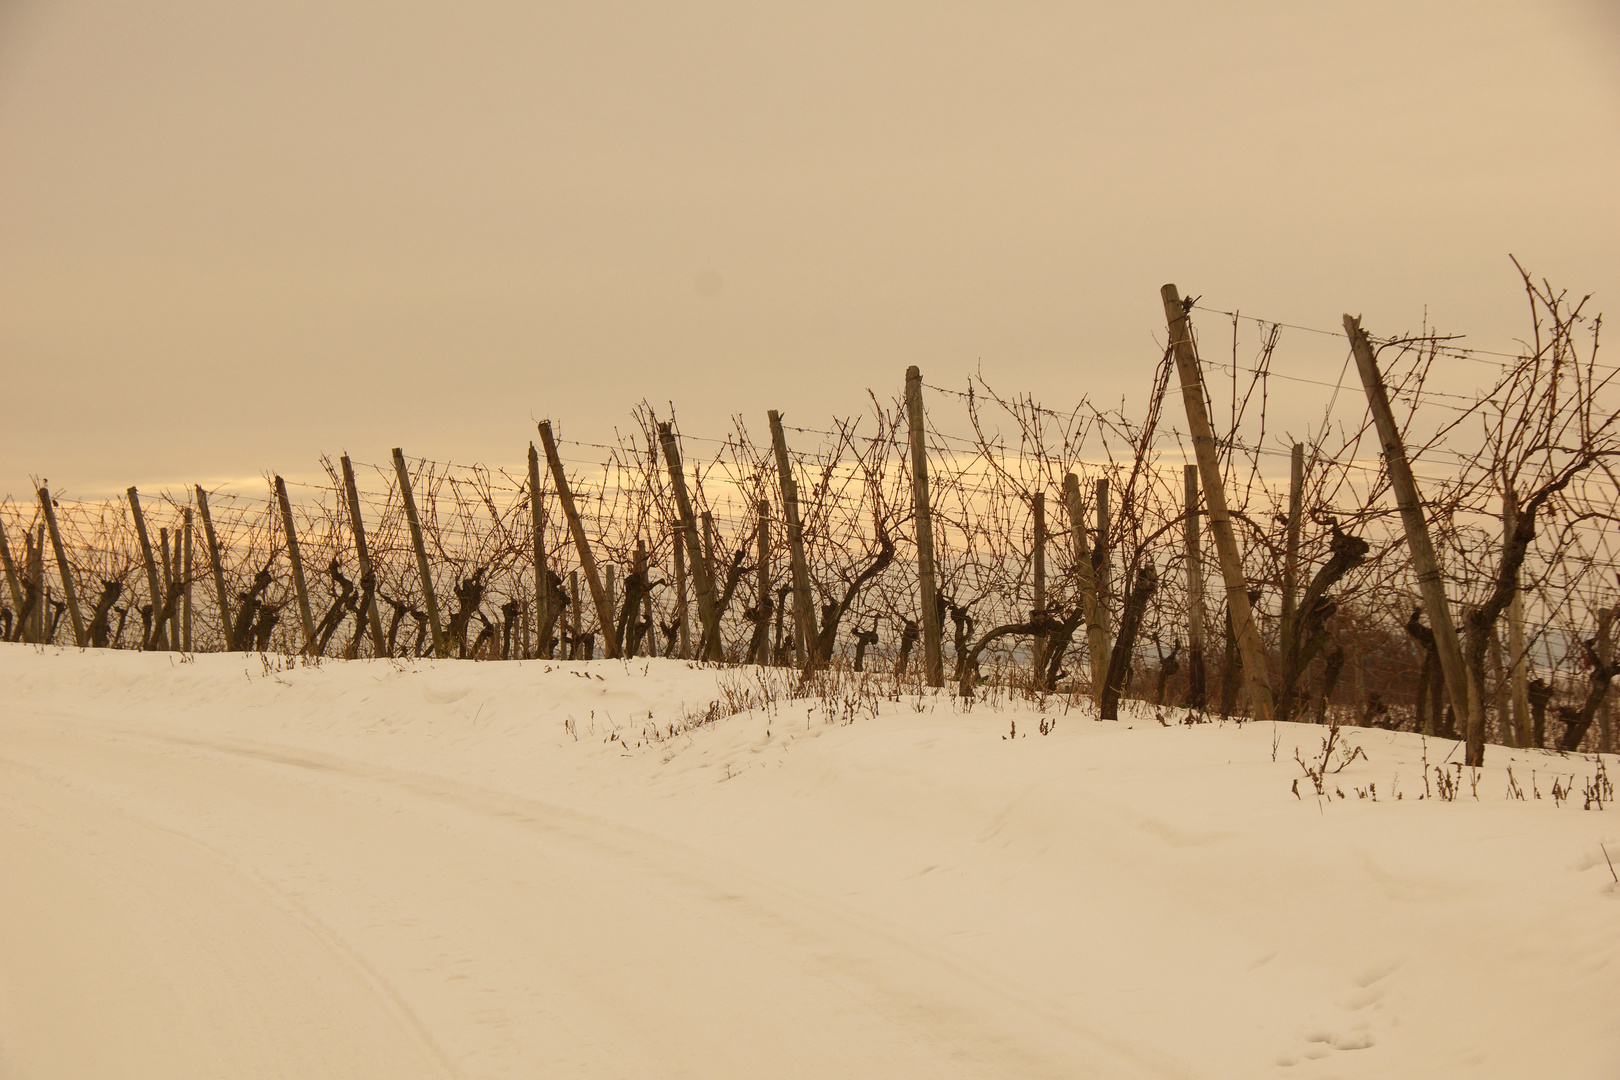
[5,280,1617,766]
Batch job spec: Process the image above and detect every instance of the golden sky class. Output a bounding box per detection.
[2,1,1616,497]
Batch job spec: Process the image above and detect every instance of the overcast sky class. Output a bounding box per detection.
[2,1,1616,499]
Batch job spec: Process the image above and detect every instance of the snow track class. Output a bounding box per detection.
[0,694,1171,1078]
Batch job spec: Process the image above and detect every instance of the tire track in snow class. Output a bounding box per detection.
[5,713,1189,1079]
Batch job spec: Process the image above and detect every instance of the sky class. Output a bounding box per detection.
[1,0,1617,499]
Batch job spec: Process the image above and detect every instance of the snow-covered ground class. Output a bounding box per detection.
[1,644,1615,1079]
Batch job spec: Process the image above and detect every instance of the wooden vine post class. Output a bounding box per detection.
[1095,479,1112,647]
[159,528,175,647]
[0,518,23,620]
[1061,473,1110,703]
[274,475,317,655]
[768,410,819,667]
[657,423,723,661]
[340,455,388,656]
[537,421,619,659]
[391,448,449,658]
[905,366,944,687]
[1031,491,1047,680]
[569,570,581,658]
[37,485,86,647]
[1280,442,1304,651]
[194,486,234,649]
[636,539,653,656]
[672,521,690,659]
[527,443,552,660]
[755,499,771,664]
[126,487,167,650]
[27,530,44,643]
[182,508,194,651]
[1503,494,1531,747]
[1162,284,1274,721]
[1183,464,1207,708]
[1344,314,1476,757]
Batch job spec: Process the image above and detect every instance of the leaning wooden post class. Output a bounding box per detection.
[1062,472,1110,703]
[1504,494,1531,748]
[194,486,233,650]
[340,455,388,657]
[905,366,944,687]
[536,421,619,659]
[274,475,318,655]
[1345,313,1475,757]
[1184,464,1207,709]
[767,410,820,665]
[0,518,24,619]
[126,487,167,650]
[182,508,194,651]
[391,448,450,658]
[658,423,723,661]
[1280,442,1304,652]
[1163,285,1274,721]
[527,443,552,659]
[672,521,690,659]
[37,486,87,647]
[1031,491,1047,680]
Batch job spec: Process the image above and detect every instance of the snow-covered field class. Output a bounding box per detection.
[1,644,1615,1079]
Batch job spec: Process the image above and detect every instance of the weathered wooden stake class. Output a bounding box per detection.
[1504,496,1531,748]
[182,508,194,651]
[1280,442,1304,651]
[391,448,449,658]
[194,486,233,650]
[1184,464,1207,709]
[0,517,23,618]
[636,539,653,656]
[768,410,819,666]
[1164,284,1274,721]
[37,486,87,647]
[274,475,317,655]
[537,421,619,659]
[340,455,388,657]
[31,529,45,643]
[569,570,582,658]
[1345,314,1474,754]
[673,521,690,659]
[36,485,86,647]
[126,487,167,650]
[905,366,944,687]
[527,443,552,659]
[1061,473,1110,702]
[658,423,723,661]
[1095,478,1112,649]
[755,499,771,664]
[1031,491,1047,680]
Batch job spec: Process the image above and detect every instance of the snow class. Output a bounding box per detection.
[2,644,1616,1078]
